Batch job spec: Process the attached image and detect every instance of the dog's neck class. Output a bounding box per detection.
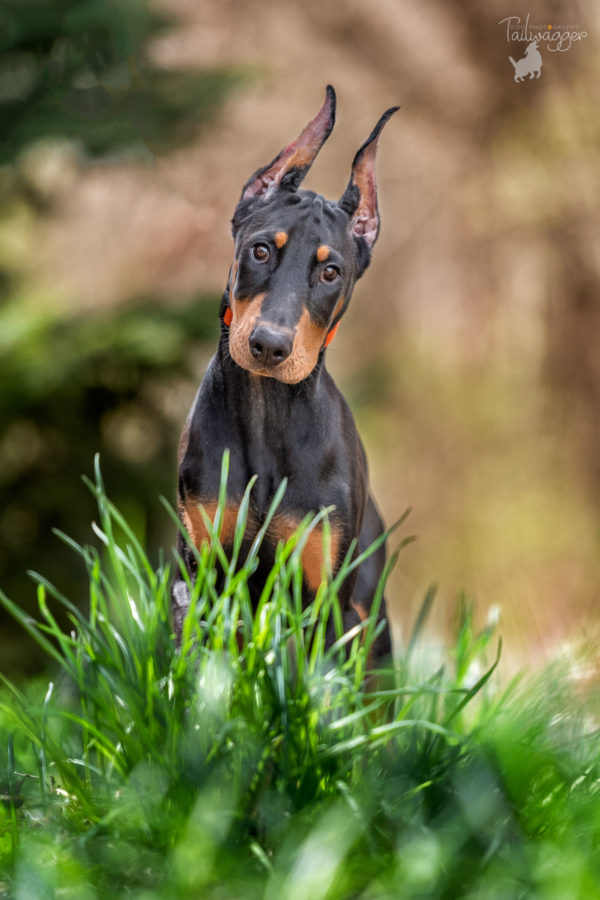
[216,328,326,414]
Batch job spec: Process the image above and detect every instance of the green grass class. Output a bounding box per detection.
[0,456,600,899]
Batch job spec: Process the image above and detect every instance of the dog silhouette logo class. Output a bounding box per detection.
[509,40,543,81]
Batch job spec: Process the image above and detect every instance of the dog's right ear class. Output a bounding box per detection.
[237,85,336,207]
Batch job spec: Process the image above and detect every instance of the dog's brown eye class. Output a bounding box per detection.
[321,265,339,283]
[252,243,270,262]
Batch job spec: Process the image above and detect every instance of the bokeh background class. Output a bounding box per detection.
[1,0,598,675]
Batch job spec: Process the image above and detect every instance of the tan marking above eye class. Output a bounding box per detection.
[316,244,330,262]
[274,231,288,249]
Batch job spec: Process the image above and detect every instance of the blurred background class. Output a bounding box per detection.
[1,0,598,675]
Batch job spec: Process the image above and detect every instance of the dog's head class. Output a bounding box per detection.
[223,86,398,384]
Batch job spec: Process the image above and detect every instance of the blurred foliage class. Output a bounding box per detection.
[0,480,599,897]
[0,293,220,674]
[0,0,242,161]
[0,0,243,674]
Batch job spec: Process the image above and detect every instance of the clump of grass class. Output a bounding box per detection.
[0,456,599,899]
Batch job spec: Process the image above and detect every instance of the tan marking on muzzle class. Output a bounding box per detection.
[229,296,330,384]
[228,292,266,371]
[332,294,346,321]
[268,306,329,383]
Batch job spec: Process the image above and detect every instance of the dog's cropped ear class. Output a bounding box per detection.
[339,106,399,265]
[240,85,336,202]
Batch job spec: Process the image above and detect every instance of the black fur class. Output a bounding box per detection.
[173,88,397,661]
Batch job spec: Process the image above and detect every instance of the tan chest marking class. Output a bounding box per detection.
[181,498,246,550]
[181,499,341,593]
[271,515,341,592]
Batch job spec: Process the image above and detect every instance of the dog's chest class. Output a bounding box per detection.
[181,495,343,594]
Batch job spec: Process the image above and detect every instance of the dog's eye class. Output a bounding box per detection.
[321,265,339,283]
[252,243,270,263]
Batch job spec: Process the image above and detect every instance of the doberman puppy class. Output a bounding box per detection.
[173,86,398,661]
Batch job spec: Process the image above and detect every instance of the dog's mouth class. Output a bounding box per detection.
[230,349,318,385]
[227,306,327,384]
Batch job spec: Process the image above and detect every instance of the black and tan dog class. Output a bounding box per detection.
[173,86,398,661]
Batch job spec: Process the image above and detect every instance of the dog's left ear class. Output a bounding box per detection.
[240,85,336,202]
[339,106,399,262]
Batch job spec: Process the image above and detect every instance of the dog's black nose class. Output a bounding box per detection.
[249,325,293,366]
